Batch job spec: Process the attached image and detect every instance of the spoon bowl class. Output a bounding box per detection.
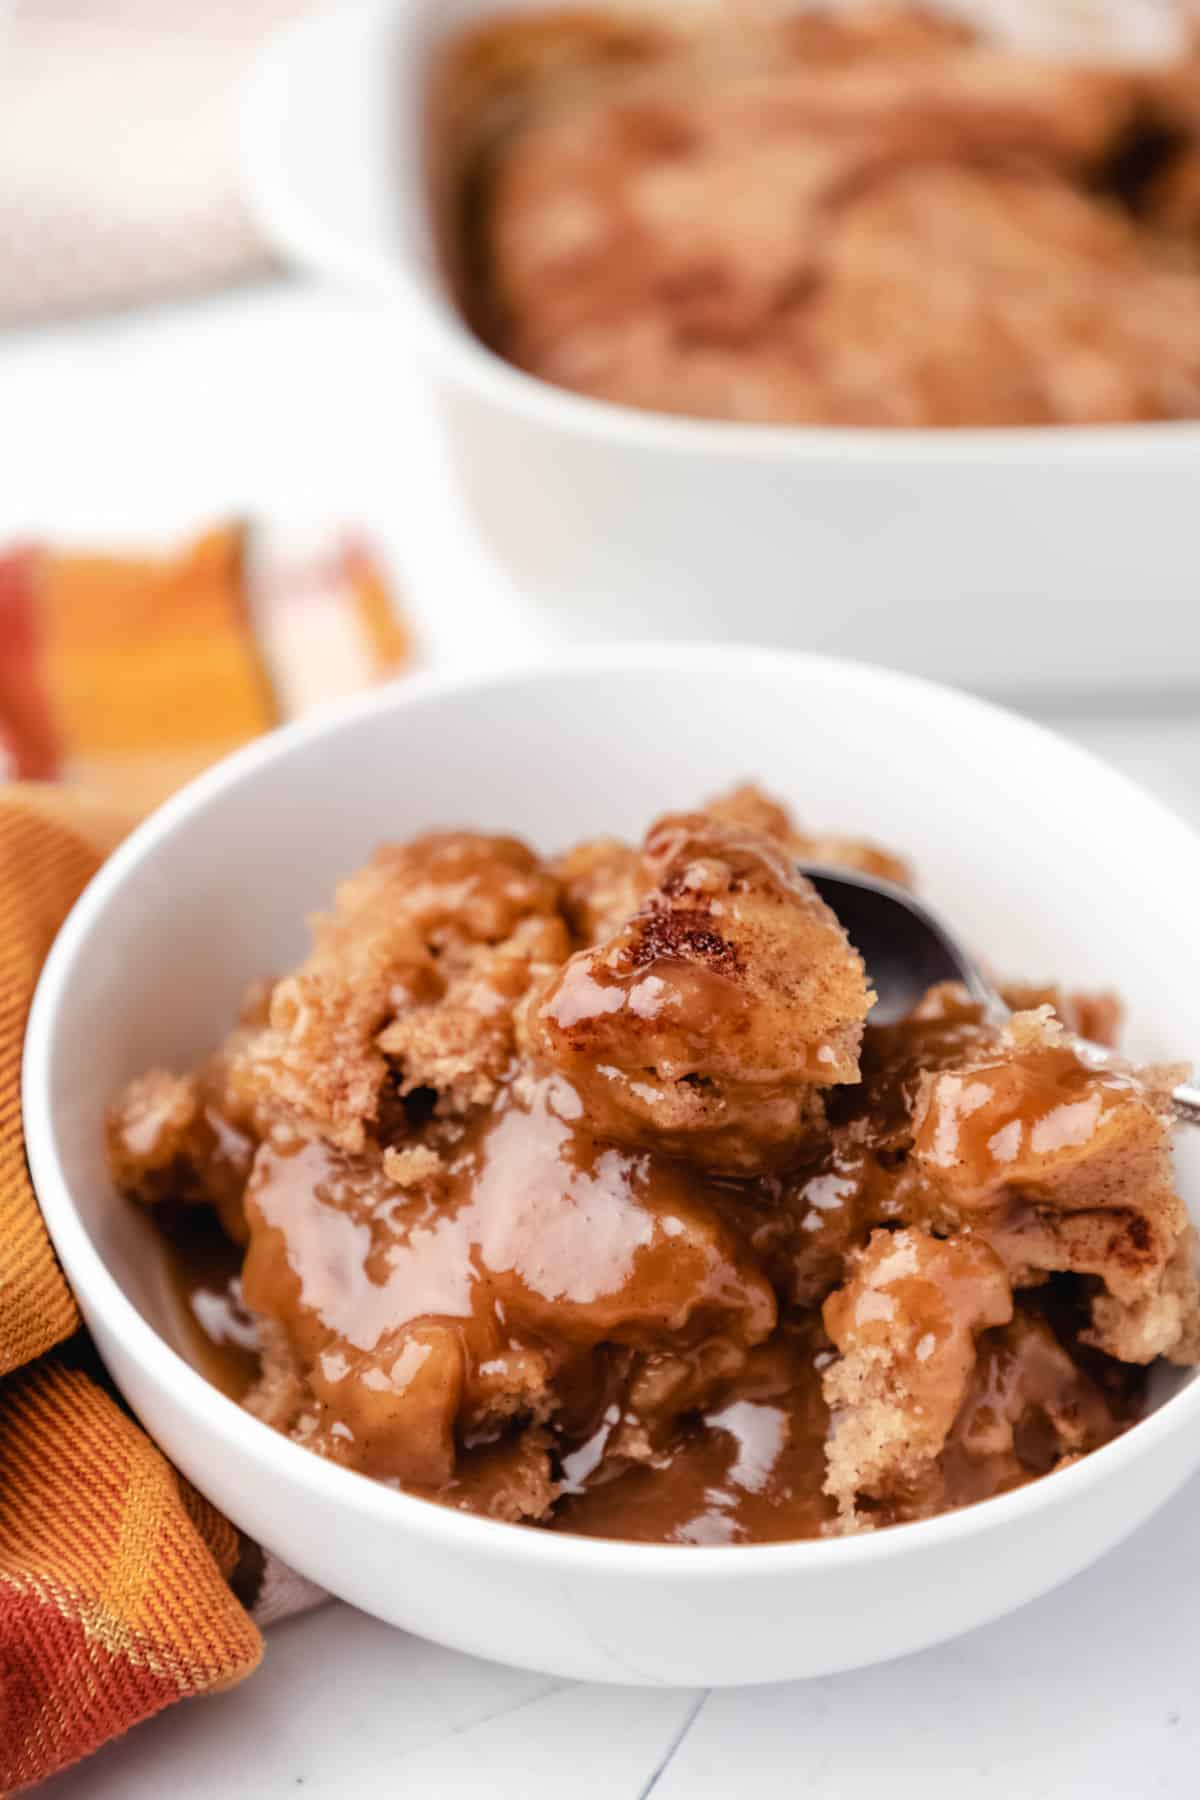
[799,864,1002,1026]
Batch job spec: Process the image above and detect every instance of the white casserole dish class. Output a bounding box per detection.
[243,0,1200,698]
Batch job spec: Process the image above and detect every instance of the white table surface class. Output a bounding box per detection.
[6,278,1200,1800]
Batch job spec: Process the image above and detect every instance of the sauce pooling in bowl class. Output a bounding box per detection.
[114,785,1193,1541]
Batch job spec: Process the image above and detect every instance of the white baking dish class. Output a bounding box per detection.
[243,0,1200,699]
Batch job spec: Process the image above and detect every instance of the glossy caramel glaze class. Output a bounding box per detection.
[164,1213,259,1402]
[525,811,873,1173]
[555,1324,834,1543]
[240,1074,776,1488]
[913,1040,1141,1195]
[113,788,1198,1542]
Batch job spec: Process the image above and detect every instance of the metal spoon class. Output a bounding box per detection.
[799,863,1200,1130]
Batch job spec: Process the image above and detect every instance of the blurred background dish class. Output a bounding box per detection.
[438,6,1200,429]
[243,0,1200,699]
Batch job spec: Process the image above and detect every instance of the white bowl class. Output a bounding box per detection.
[242,0,1200,701]
[23,645,1200,1686]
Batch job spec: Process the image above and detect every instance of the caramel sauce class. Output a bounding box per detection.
[244,1074,774,1363]
[833,990,993,1145]
[555,1326,834,1543]
[547,952,840,1083]
[822,1226,1009,1355]
[914,1043,1139,1191]
[152,988,1157,1540]
[942,1301,1143,1505]
[164,1214,259,1402]
[548,953,748,1036]
[239,1074,777,1489]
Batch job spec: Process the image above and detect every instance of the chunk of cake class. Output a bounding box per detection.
[225,832,565,1151]
[912,1008,1198,1362]
[821,1226,1012,1525]
[525,810,874,1172]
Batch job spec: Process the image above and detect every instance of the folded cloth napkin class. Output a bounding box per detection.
[0,0,310,324]
[0,526,410,1792]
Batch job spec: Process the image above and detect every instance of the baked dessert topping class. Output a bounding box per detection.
[437,5,1200,427]
[110,784,1198,1541]
[525,810,874,1172]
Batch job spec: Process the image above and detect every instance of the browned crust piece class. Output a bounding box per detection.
[224,833,565,1152]
[525,809,874,1172]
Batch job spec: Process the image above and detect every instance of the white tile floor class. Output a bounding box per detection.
[8,279,1200,1799]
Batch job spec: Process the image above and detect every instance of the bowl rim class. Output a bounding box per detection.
[242,0,1200,465]
[22,641,1200,1576]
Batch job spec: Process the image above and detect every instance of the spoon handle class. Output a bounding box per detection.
[1171,1081,1200,1130]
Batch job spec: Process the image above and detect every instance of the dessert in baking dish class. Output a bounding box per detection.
[438,5,1200,426]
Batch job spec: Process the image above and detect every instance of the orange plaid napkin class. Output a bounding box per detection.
[0,527,412,1792]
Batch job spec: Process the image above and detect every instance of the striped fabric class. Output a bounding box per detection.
[0,524,412,813]
[0,790,263,1792]
[0,789,123,1378]
[0,1359,262,1790]
[0,527,409,1789]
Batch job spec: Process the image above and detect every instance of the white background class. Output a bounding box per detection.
[5,279,1199,1799]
